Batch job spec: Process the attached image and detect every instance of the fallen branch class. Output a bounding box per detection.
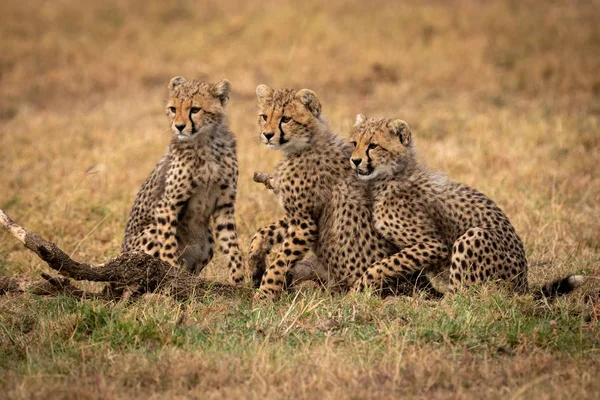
[253,171,279,193]
[0,209,249,301]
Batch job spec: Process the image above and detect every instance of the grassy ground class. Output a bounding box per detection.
[1,0,599,398]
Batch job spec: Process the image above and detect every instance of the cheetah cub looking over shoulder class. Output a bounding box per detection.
[122,77,244,284]
[350,115,584,297]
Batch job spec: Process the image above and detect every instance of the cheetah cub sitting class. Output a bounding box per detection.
[349,115,584,296]
[248,85,394,299]
[121,77,244,284]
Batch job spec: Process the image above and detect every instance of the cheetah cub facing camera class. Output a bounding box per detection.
[248,86,395,299]
[121,77,244,284]
[350,115,584,297]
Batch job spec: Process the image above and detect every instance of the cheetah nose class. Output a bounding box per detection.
[351,158,362,167]
[263,132,274,141]
[175,124,186,132]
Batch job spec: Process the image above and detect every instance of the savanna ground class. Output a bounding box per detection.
[1,0,600,398]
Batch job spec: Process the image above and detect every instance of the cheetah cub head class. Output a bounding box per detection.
[166,76,230,140]
[255,84,325,153]
[350,115,416,180]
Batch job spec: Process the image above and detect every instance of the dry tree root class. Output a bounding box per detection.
[0,209,250,301]
[0,271,115,300]
[0,275,69,296]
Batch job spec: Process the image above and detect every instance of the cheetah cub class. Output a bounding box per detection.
[350,115,584,296]
[121,77,243,284]
[248,86,394,299]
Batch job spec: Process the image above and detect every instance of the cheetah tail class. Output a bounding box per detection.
[534,275,587,299]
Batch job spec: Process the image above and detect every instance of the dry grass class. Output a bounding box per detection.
[1,0,599,398]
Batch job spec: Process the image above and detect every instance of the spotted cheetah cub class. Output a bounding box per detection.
[121,77,243,284]
[249,86,393,299]
[350,115,584,296]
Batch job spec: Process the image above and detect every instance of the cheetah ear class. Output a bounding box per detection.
[168,76,187,90]
[354,114,367,126]
[211,79,231,105]
[295,89,322,117]
[388,119,411,146]
[256,84,274,105]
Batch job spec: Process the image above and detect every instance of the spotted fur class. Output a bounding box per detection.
[121,77,243,284]
[248,86,395,299]
[350,116,583,297]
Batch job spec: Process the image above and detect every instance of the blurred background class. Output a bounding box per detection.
[1,0,599,283]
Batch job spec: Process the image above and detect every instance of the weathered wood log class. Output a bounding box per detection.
[0,209,249,301]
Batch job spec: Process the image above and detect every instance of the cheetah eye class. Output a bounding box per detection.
[260,114,267,122]
[350,141,357,147]
[368,143,379,150]
[168,106,176,113]
[190,107,201,114]
[281,116,292,123]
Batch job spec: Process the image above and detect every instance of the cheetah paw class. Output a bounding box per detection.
[253,290,275,302]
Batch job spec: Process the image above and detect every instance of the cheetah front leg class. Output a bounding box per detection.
[257,215,318,299]
[248,218,289,288]
[155,161,195,266]
[212,184,244,284]
[353,240,449,293]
